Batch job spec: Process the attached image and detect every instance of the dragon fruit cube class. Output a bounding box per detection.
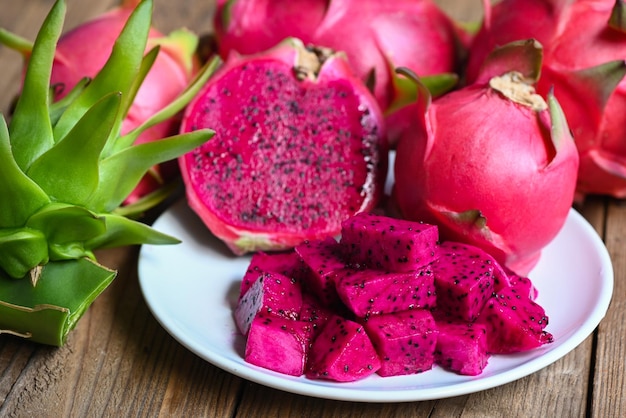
[245,314,313,376]
[234,271,303,335]
[295,237,346,307]
[434,318,490,376]
[478,286,553,354]
[334,266,436,318]
[431,241,498,321]
[306,315,381,382]
[363,309,438,377]
[340,212,439,272]
[239,250,306,299]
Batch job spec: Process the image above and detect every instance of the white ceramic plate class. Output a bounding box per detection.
[138,199,613,402]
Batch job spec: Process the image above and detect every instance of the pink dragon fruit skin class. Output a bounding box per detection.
[363,309,438,377]
[213,0,468,143]
[393,41,580,276]
[467,0,626,199]
[305,315,381,382]
[434,318,490,376]
[340,212,440,273]
[234,271,303,335]
[244,314,313,376]
[179,38,387,255]
[47,0,199,205]
[334,266,436,318]
[431,241,499,322]
[477,286,553,354]
[214,0,325,56]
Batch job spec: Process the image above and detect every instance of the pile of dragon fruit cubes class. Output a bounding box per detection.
[234,212,553,381]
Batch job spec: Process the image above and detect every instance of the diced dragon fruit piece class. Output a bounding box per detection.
[434,317,490,376]
[431,241,498,321]
[295,237,346,307]
[306,315,381,382]
[244,314,313,376]
[239,250,306,299]
[508,273,539,300]
[299,292,334,339]
[234,271,303,335]
[363,309,438,377]
[334,265,436,318]
[340,212,439,272]
[477,286,553,354]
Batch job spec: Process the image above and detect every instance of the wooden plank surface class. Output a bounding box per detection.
[0,1,621,417]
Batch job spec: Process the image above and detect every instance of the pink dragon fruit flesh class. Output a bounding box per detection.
[334,265,437,319]
[179,37,387,255]
[234,212,554,380]
[244,314,313,376]
[340,212,439,273]
[434,317,490,376]
[305,315,381,382]
[431,241,500,322]
[294,237,346,308]
[393,40,579,276]
[363,309,438,377]
[299,292,334,339]
[239,250,306,299]
[234,271,303,335]
[477,286,553,354]
[467,0,626,200]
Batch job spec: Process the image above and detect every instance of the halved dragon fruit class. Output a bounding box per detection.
[179,38,387,255]
[363,309,438,377]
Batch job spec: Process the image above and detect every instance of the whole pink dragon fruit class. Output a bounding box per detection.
[179,38,387,255]
[393,40,580,276]
[4,0,199,207]
[213,0,468,143]
[467,0,626,199]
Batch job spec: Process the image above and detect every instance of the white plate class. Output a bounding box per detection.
[138,199,613,402]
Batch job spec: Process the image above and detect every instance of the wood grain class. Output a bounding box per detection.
[0,1,621,417]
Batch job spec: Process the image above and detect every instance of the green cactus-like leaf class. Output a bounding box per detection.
[8,0,65,170]
[27,92,121,206]
[0,258,116,346]
[85,213,179,249]
[0,229,49,279]
[91,129,213,212]
[0,115,50,228]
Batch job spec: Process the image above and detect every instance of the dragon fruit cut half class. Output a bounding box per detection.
[179,38,387,255]
[466,0,626,199]
[393,40,579,276]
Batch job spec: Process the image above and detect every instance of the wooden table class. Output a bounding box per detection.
[0,1,623,416]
